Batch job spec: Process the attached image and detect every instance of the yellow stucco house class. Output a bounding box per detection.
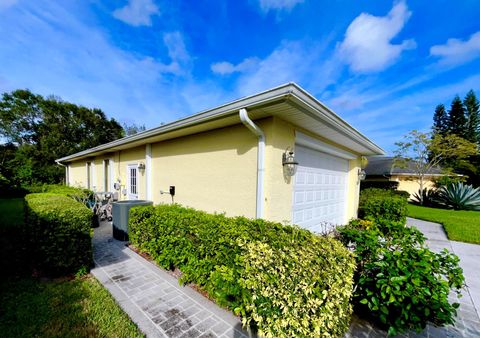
[57,83,384,232]
[363,156,443,198]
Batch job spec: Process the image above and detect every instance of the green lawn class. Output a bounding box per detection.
[407,204,480,244]
[0,198,144,338]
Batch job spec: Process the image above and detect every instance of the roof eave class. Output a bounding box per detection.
[57,82,385,163]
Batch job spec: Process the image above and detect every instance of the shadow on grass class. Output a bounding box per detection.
[0,198,143,338]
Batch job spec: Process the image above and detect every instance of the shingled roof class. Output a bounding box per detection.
[365,157,444,176]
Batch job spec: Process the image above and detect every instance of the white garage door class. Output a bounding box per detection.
[292,145,349,233]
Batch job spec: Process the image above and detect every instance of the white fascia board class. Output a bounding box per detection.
[288,86,385,156]
[295,131,357,160]
[56,82,384,162]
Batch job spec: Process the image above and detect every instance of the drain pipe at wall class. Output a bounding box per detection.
[239,108,265,219]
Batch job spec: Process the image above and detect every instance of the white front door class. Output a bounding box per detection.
[292,145,349,233]
[127,164,139,200]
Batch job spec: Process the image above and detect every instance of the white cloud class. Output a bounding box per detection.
[160,32,191,75]
[0,1,213,128]
[337,0,415,73]
[210,57,260,75]
[113,0,159,27]
[226,40,340,97]
[0,0,18,10]
[258,0,303,12]
[430,31,480,67]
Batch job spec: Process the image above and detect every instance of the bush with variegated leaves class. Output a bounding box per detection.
[129,204,355,337]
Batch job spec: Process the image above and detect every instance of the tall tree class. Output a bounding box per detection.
[448,95,467,136]
[432,104,449,135]
[123,122,146,136]
[464,90,480,144]
[394,130,478,205]
[0,89,124,185]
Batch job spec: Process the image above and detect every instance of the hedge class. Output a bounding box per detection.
[24,193,93,274]
[358,188,408,224]
[129,204,355,337]
[338,219,464,335]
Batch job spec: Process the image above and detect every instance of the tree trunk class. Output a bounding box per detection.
[419,176,424,205]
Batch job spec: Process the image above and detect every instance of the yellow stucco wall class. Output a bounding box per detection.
[263,117,295,223]
[395,176,436,198]
[66,117,363,224]
[68,161,87,188]
[347,157,361,222]
[150,122,258,217]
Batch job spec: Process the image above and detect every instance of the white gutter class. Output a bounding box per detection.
[239,108,265,219]
[55,160,69,185]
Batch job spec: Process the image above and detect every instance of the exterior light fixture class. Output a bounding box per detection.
[138,162,146,172]
[358,169,367,181]
[282,150,298,177]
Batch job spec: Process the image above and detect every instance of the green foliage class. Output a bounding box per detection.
[437,182,480,211]
[434,175,466,188]
[338,219,465,335]
[464,90,480,144]
[359,188,408,224]
[0,275,144,338]
[431,90,480,187]
[412,188,439,207]
[129,204,355,337]
[360,180,399,191]
[24,193,93,274]
[0,89,124,188]
[433,104,449,135]
[448,96,468,137]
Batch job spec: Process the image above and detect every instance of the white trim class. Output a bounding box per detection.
[91,161,96,191]
[239,108,265,219]
[86,162,91,189]
[110,157,116,191]
[66,164,70,186]
[295,131,357,160]
[56,83,384,163]
[146,144,152,200]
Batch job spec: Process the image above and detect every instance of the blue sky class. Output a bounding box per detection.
[1,0,479,153]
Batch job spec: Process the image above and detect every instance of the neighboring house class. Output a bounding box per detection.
[57,83,384,232]
[363,156,443,198]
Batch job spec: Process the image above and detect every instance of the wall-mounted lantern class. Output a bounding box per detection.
[282,150,299,177]
[138,162,146,173]
[358,169,367,181]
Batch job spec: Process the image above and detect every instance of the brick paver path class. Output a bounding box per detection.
[91,222,252,338]
[92,218,480,338]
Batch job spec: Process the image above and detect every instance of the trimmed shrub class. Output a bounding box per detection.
[360,180,399,191]
[24,193,93,274]
[359,188,408,224]
[129,204,355,337]
[338,219,464,335]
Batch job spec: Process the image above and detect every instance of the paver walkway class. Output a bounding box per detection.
[91,222,252,338]
[92,218,480,338]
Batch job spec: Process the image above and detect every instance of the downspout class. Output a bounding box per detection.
[55,160,69,186]
[239,108,265,219]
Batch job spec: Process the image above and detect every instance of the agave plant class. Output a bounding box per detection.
[437,182,480,211]
[412,188,439,207]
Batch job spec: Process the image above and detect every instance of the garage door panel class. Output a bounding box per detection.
[293,145,349,232]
